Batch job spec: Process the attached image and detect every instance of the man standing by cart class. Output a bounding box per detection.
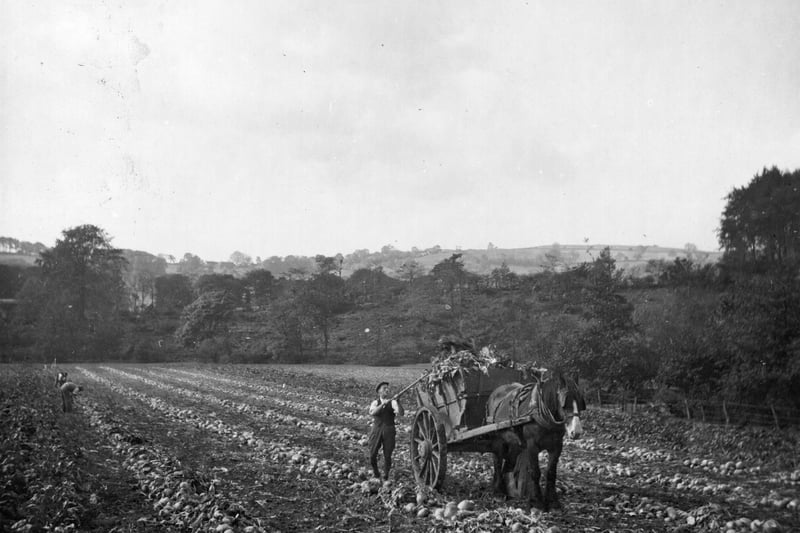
[367,381,404,480]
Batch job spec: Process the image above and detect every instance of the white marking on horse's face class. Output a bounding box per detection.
[567,415,583,440]
[557,388,568,408]
[555,387,569,419]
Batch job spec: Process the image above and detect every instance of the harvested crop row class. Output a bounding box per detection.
[102,366,378,453]
[75,368,457,531]
[78,367,373,486]
[79,368,559,531]
[564,432,798,516]
[101,365,711,528]
[139,367,374,431]
[162,367,364,412]
[77,395,267,533]
[94,366,504,499]
[78,365,800,532]
[206,364,422,402]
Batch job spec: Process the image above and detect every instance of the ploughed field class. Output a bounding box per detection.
[1,364,798,533]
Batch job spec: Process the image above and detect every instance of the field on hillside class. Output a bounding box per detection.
[1,363,798,533]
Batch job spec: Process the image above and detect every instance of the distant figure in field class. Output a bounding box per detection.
[60,382,83,413]
[55,371,68,388]
[367,381,404,480]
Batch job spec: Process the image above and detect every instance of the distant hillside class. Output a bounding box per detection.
[0,235,722,278]
[417,244,722,277]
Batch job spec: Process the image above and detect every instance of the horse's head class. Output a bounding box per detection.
[553,372,586,440]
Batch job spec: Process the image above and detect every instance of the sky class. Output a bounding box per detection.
[2,1,800,262]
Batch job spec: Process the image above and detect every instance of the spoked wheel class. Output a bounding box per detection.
[411,407,447,489]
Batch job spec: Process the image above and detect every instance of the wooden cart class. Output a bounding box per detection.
[410,366,538,489]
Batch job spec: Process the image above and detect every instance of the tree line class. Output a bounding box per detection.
[1,166,798,409]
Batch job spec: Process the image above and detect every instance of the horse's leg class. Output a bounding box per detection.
[543,442,563,511]
[489,431,511,495]
[492,430,522,496]
[491,450,504,494]
[528,441,544,509]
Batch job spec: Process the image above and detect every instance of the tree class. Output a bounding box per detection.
[489,262,516,290]
[286,267,308,281]
[719,166,800,268]
[0,264,34,298]
[541,243,563,273]
[195,274,245,303]
[154,274,193,314]
[28,225,128,360]
[315,255,341,276]
[431,253,467,310]
[346,267,401,304]
[555,248,641,387]
[712,269,800,406]
[242,269,274,307]
[300,272,350,358]
[175,290,238,346]
[177,253,206,277]
[123,251,167,311]
[230,251,253,267]
[397,260,423,286]
[267,297,308,361]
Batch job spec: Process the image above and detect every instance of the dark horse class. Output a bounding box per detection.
[485,372,585,511]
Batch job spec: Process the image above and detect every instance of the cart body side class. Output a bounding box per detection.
[414,367,533,444]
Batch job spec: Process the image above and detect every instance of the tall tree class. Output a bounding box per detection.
[431,253,467,310]
[719,166,800,268]
[267,297,308,361]
[301,272,349,357]
[29,225,128,360]
[242,268,274,307]
[556,248,643,387]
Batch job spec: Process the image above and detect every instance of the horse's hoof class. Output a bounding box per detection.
[530,499,545,511]
[548,499,563,511]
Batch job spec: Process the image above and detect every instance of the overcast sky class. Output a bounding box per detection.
[2,1,799,261]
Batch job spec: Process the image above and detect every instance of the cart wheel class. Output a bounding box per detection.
[411,407,447,489]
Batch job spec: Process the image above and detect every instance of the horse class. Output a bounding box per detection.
[485,372,586,511]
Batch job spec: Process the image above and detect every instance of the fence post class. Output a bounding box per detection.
[597,390,602,407]
[683,399,691,420]
[770,404,780,430]
[700,404,706,423]
[633,396,638,413]
[722,400,729,427]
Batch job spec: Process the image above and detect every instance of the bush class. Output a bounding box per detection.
[196,337,231,363]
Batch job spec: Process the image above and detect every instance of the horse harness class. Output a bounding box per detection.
[487,380,569,430]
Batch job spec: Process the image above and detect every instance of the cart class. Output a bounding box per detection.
[410,366,539,489]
